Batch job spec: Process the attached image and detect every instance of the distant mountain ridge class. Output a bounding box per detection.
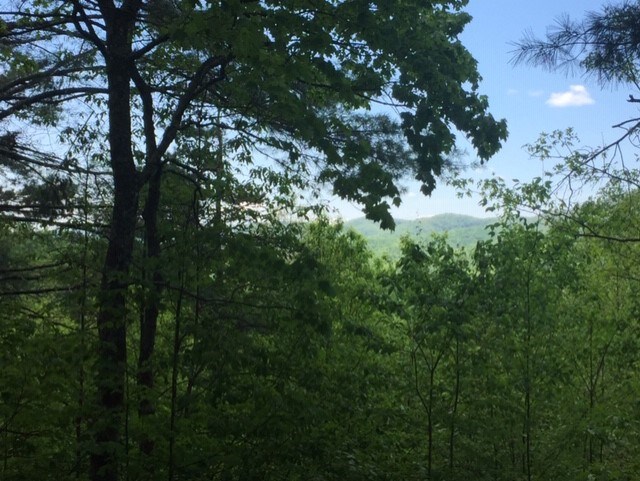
[345,213,497,256]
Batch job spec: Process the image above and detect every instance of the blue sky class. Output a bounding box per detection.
[332,0,640,220]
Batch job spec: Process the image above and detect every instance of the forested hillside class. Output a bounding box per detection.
[2,1,640,481]
[346,214,497,255]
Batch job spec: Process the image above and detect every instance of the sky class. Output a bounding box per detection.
[331,0,640,220]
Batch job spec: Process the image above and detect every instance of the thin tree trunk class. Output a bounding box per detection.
[427,367,435,481]
[168,274,185,481]
[588,315,594,465]
[75,169,90,478]
[137,164,163,476]
[448,338,460,472]
[524,261,532,481]
[523,338,532,481]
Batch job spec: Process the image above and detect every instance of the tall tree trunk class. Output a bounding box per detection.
[90,5,140,481]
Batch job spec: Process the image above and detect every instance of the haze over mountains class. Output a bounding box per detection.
[345,213,497,256]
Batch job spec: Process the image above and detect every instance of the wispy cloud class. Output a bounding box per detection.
[528,89,544,98]
[507,88,519,96]
[546,85,595,107]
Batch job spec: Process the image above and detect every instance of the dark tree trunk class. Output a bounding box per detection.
[90,4,140,481]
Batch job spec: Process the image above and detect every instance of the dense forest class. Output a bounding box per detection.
[1,1,640,481]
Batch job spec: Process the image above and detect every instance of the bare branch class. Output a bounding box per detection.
[0,87,108,121]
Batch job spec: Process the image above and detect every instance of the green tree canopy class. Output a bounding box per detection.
[0,0,507,227]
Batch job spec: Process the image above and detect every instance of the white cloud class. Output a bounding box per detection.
[528,89,544,97]
[546,85,595,107]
